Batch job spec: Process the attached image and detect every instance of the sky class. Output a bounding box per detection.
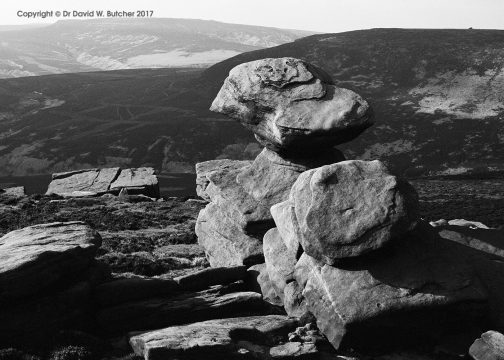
[1,0,503,33]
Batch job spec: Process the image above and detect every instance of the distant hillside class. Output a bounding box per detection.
[0,28,503,177]
[0,18,314,78]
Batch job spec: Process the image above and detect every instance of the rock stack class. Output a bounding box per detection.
[195,57,373,267]
[197,57,491,352]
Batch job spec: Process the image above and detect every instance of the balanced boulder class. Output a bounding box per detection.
[210,57,373,155]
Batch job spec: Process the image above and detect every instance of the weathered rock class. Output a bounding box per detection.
[97,282,266,334]
[271,200,303,256]
[469,331,504,360]
[283,281,308,318]
[174,265,247,291]
[46,168,120,196]
[210,57,373,154]
[286,160,419,264]
[197,149,344,268]
[94,277,179,307]
[247,263,284,307]
[0,221,101,301]
[269,342,318,359]
[110,167,160,198]
[0,186,25,198]
[448,219,490,229]
[196,204,264,267]
[295,224,489,351]
[263,228,298,300]
[196,159,252,201]
[129,315,299,360]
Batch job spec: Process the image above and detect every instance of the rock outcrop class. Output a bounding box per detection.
[0,221,102,301]
[469,330,504,360]
[46,167,160,198]
[196,57,370,267]
[0,222,108,348]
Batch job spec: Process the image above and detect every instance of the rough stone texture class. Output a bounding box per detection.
[97,282,266,334]
[436,225,504,330]
[174,265,247,291]
[269,342,318,359]
[210,57,373,154]
[271,200,303,256]
[286,160,419,264]
[0,221,102,301]
[129,315,299,360]
[247,263,284,307]
[263,228,298,300]
[0,186,25,197]
[46,168,120,196]
[448,219,491,229]
[294,224,489,351]
[469,331,504,360]
[283,281,308,318]
[196,159,252,201]
[110,167,160,198]
[196,204,264,267]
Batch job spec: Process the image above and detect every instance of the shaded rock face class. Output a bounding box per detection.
[293,224,489,351]
[276,160,419,264]
[46,167,160,198]
[0,221,102,301]
[210,57,374,155]
[469,331,504,360]
[435,224,504,330]
[0,222,107,348]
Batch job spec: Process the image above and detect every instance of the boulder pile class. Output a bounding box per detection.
[46,167,160,198]
[195,57,373,267]
[196,57,492,352]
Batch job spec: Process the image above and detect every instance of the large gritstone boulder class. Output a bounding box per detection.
[0,221,102,301]
[292,224,489,351]
[273,160,419,265]
[210,57,373,155]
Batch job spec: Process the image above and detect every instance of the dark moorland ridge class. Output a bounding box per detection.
[1,28,504,178]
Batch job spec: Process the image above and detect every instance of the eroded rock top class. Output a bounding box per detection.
[210,57,374,154]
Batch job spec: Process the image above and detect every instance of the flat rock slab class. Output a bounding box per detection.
[46,168,120,196]
[98,282,266,334]
[129,315,299,360]
[0,221,101,301]
[110,167,160,198]
[469,330,504,360]
[0,186,25,198]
